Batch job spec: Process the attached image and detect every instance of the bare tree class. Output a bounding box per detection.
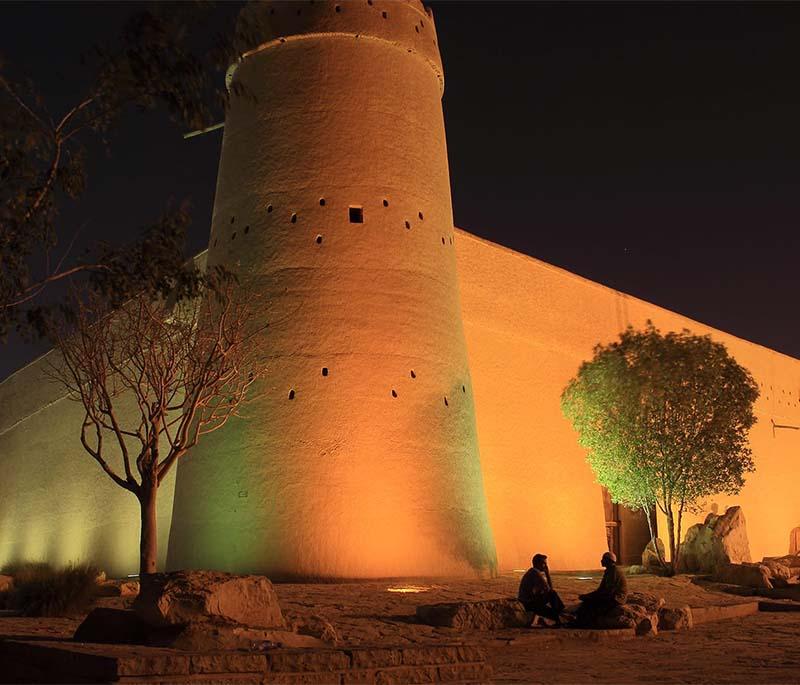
[47,279,268,574]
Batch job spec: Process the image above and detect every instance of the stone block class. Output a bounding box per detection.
[348,647,404,669]
[626,591,665,613]
[375,665,439,684]
[689,602,759,624]
[266,648,351,673]
[438,662,494,683]
[189,652,267,674]
[679,506,751,573]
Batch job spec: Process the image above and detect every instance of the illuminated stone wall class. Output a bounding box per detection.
[455,229,800,568]
[0,352,177,578]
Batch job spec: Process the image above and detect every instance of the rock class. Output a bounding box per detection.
[657,606,693,631]
[714,562,773,589]
[626,565,647,575]
[761,560,794,587]
[626,591,665,614]
[642,539,666,570]
[416,599,529,630]
[292,614,340,644]
[133,570,284,629]
[635,614,658,637]
[763,555,800,570]
[148,619,324,651]
[0,574,13,594]
[96,580,140,597]
[591,603,658,636]
[73,608,149,645]
[679,506,751,573]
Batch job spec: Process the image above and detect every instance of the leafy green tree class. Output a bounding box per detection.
[561,323,759,572]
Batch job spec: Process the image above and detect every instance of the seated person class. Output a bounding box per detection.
[517,553,565,626]
[575,551,628,626]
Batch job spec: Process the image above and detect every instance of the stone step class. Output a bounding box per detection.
[0,639,491,684]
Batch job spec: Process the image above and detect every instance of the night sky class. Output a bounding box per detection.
[2,1,799,380]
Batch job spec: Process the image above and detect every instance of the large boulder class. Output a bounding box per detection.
[657,606,693,631]
[679,506,751,573]
[133,570,284,629]
[642,539,666,571]
[416,599,529,630]
[714,562,773,589]
[790,527,800,556]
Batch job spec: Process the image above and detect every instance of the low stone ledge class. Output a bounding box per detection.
[689,602,759,625]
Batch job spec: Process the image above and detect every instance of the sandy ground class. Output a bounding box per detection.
[1,571,799,683]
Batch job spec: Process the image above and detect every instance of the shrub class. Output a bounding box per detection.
[2,562,100,617]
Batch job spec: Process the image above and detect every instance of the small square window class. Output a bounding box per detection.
[349,206,364,223]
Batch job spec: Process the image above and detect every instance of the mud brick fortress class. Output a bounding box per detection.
[1,1,798,578]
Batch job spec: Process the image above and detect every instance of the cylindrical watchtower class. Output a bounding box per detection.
[167,0,497,578]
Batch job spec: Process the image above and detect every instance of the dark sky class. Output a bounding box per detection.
[2,1,799,380]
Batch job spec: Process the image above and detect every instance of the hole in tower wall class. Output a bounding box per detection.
[230,216,235,224]
[349,206,364,223]
[418,211,424,220]
[462,385,466,393]
[319,198,326,206]
[244,225,250,234]
[391,389,398,398]
[315,235,323,244]
[383,199,389,207]
[410,370,416,378]
[444,396,449,407]
[267,204,273,213]
[231,232,237,241]
[405,220,411,229]
[291,213,297,223]
[441,237,445,244]
[335,4,341,12]
[382,11,388,19]
[213,238,218,247]
[322,367,328,376]
[288,389,295,400]
[415,25,419,33]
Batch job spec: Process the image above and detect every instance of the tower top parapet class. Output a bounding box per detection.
[229,0,444,94]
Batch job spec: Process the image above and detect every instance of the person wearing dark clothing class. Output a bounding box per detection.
[517,553,565,626]
[575,551,628,626]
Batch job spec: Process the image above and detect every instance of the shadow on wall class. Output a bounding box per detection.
[429,377,498,576]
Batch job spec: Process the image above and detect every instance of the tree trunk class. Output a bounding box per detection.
[139,479,158,575]
[675,504,684,573]
[642,502,665,569]
[666,509,676,576]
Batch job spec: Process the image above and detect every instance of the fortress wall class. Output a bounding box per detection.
[455,229,800,569]
[0,351,177,578]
